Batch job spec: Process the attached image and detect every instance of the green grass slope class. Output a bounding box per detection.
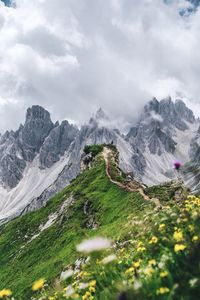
[0,153,199,300]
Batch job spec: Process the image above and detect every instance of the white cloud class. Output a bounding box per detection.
[0,0,200,132]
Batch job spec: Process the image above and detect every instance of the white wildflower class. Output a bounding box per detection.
[160,253,171,263]
[76,237,112,253]
[65,285,75,296]
[158,261,165,269]
[78,282,89,290]
[134,280,142,290]
[101,254,117,264]
[60,269,74,281]
[189,278,198,288]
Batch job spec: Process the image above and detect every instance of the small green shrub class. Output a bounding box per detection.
[83,145,104,157]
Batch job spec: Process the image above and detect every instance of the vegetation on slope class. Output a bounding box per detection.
[0,150,199,300]
[83,145,104,157]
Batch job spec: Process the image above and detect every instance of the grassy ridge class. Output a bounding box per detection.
[0,156,149,299]
[0,154,199,299]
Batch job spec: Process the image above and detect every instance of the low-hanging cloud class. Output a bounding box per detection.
[0,0,200,132]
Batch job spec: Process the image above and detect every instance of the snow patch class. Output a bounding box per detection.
[0,153,72,221]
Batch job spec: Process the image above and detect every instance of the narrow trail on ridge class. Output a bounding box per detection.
[102,147,160,206]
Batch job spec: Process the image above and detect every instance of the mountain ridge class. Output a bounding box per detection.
[0,97,200,222]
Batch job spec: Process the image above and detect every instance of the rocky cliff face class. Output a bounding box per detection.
[0,98,200,223]
[127,97,195,157]
[126,97,199,185]
[189,124,200,161]
[0,106,56,189]
[21,105,54,160]
[39,120,79,168]
[0,131,26,189]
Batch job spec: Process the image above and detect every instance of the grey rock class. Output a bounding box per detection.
[0,105,55,189]
[189,124,200,163]
[127,98,178,158]
[39,120,78,168]
[19,105,54,161]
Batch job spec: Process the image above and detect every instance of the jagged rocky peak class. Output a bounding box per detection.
[126,97,196,158]
[0,106,55,189]
[25,105,52,123]
[158,97,195,128]
[143,97,159,115]
[39,119,79,168]
[95,107,109,120]
[89,108,109,126]
[19,105,54,161]
[174,99,195,123]
[139,97,195,130]
[23,105,54,136]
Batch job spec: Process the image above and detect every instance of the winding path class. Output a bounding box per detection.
[103,147,160,205]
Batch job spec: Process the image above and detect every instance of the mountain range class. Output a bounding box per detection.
[0,97,200,223]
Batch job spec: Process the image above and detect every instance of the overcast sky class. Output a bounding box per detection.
[0,0,200,132]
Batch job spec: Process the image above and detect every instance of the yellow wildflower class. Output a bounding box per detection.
[174,244,186,252]
[82,291,91,300]
[32,278,45,291]
[145,267,154,276]
[0,289,12,298]
[192,236,198,242]
[72,294,79,299]
[89,287,95,293]
[83,291,94,300]
[149,236,158,244]
[173,230,184,242]
[156,287,170,295]
[89,280,96,287]
[137,246,146,252]
[192,211,198,220]
[79,271,90,278]
[159,224,166,231]
[160,271,168,278]
[125,267,134,274]
[83,272,90,277]
[133,261,140,268]
[137,241,144,247]
[188,225,194,232]
[148,259,156,266]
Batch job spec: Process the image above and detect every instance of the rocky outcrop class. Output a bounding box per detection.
[0,106,54,189]
[0,106,79,189]
[20,105,54,161]
[39,120,78,168]
[127,97,195,159]
[0,133,26,188]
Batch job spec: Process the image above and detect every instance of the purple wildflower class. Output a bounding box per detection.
[173,161,182,171]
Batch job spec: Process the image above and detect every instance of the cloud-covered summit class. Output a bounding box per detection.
[0,0,200,132]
